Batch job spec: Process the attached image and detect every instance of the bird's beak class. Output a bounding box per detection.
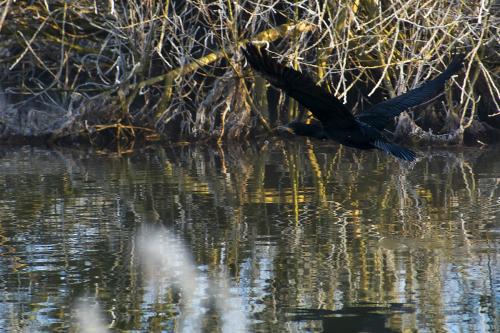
[276,125,295,135]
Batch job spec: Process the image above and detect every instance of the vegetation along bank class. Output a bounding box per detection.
[0,1,498,147]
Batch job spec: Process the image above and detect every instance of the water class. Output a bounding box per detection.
[0,141,498,332]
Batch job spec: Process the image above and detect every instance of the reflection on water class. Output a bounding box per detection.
[0,142,498,332]
[291,304,414,333]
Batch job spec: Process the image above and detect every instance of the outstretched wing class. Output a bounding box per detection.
[242,43,358,129]
[357,55,465,130]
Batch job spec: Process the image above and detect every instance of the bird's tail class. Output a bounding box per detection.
[373,140,416,161]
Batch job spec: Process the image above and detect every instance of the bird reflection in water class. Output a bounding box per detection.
[290,303,415,333]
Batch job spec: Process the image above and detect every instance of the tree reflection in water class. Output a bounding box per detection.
[0,141,497,332]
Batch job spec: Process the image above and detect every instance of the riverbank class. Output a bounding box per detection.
[0,1,498,146]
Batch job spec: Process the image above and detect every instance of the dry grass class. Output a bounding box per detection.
[0,0,498,145]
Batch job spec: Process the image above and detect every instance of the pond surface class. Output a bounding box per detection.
[0,141,498,332]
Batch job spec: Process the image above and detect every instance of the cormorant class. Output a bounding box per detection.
[242,44,464,161]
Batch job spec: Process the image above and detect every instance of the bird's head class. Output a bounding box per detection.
[276,124,296,135]
[276,120,327,139]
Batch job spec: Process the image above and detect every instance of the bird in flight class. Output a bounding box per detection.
[242,44,464,161]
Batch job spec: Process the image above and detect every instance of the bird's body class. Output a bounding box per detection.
[242,44,464,161]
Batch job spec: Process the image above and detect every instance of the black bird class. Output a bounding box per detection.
[242,44,464,161]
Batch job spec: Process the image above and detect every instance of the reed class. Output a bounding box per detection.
[0,0,497,145]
